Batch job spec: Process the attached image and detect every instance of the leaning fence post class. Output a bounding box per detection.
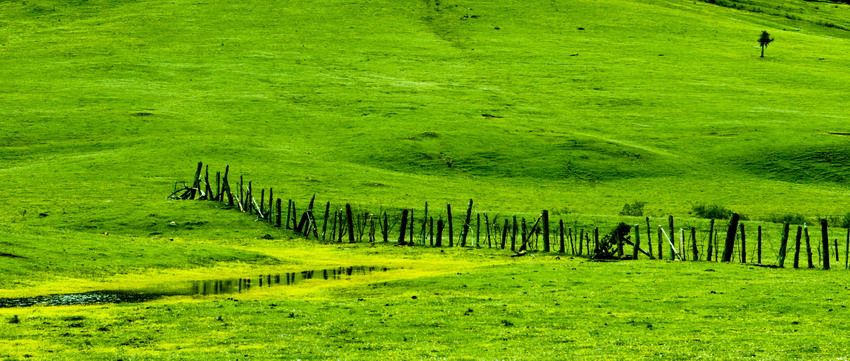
[645,217,653,259]
[721,213,740,262]
[690,227,698,261]
[706,219,714,262]
[804,223,814,268]
[321,202,330,241]
[778,223,790,267]
[460,199,473,247]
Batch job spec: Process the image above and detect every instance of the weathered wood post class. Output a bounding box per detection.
[476,213,481,248]
[460,199,473,247]
[691,227,698,261]
[345,204,355,243]
[721,213,740,262]
[382,212,389,243]
[778,223,790,267]
[511,216,518,252]
[593,228,599,256]
[429,217,435,246]
[706,219,715,262]
[645,217,653,259]
[740,223,746,263]
[559,220,566,253]
[409,209,415,246]
[821,219,830,270]
[321,202,330,241]
[398,209,409,245]
[542,210,550,252]
[657,226,663,260]
[286,200,293,229]
[447,204,454,247]
[616,228,624,259]
[259,189,265,219]
[579,229,585,256]
[501,219,509,249]
[569,228,576,255]
[421,202,429,245]
[680,228,686,261]
[845,228,849,270]
[267,189,274,223]
[793,226,802,269]
[520,218,528,252]
[215,171,221,201]
[757,225,763,264]
[484,214,491,248]
[835,238,840,263]
[804,223,814,268]
[275,198,282,228]
[435,218,445,247]
[203,165,212,200]
[633,224,641,260]
[223,166,233,206]
[668,216,675,260]
[238,175,244,209]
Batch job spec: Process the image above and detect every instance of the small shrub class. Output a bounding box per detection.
[764,213,808,225]
[619,201,646,217]
[691,204,734,219]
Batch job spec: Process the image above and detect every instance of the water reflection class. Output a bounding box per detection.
[0,266,390,307]
[190,266,388,295]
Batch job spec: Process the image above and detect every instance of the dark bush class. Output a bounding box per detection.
[764,213,808,225]
[619,201,646,217]
[692,204,734,219]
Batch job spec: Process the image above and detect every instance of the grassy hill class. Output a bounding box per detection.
[4,0,850,359]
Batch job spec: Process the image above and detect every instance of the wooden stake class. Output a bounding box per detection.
[739,223,746,263]
[447,204,454,247]
[778,223,790,268]
[559,220,566,254]
[399,209,409,245]
[821,219,830,270]
[321,202,330,241]
[501,219,508,249]
[429,216,434,247]
[460,199,473,247]
[757,225,762,264]
[721,213,740,262]
[510,216,517,252]
[691,227,698,261]
[484,214,491,248]
[706,219,715,262]
[645,217,653,259]
[633,225,641,260]
[804,223,814,268]
[345,204,355,244]
[436,218,444,247]
[793,226,802,269]
[542,210,550,252]
[275,198,282,228]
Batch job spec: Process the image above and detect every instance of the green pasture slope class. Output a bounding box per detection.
[3,0,850,359]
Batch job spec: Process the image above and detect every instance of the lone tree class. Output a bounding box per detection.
[758,30,774,58]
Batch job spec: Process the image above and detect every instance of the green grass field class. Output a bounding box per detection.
[3,0,850,359]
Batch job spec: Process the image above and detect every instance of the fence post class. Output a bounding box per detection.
[476,213,481,248]
[559,220,566,253]
[706,219,715,262]
[793,226,802,269]
[447,204,454,247]
[821,219,830,270]
[436,218,444,247]
[804,224,814,268]
[721,213,740,262]
[633,225,641,259]
[691,227,698,261]
[542,210,550,252]
[399,209,409,245]
[345,204,355,243]
[501,219,508,249]
[740,223,746,263]
[645,217,653,259]
[429,217,435,246]
[778,223,790,267]
[460,199,473,247]
[275,198,282,228]
[511,216,518,252]
[757,225,762,264]
[484,214,491,248]
[321,202,330,241]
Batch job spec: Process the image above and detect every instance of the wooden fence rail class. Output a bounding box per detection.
[169,162,847,270]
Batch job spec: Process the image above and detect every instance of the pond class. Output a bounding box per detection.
[0,266,390,308]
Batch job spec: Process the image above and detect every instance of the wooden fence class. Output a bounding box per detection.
[169,162,850,270]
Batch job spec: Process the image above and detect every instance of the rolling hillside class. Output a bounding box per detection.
[2,0,850,238]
